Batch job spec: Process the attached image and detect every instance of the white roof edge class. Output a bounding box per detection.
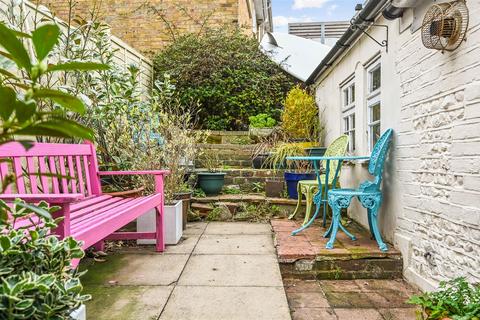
[260,32,332,82]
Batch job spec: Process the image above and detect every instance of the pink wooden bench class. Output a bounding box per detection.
[0,142,168,265]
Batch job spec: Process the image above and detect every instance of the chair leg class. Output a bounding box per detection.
[288,182,303,220]
[155,205,165,252]
[302,186,314,226]
[359,195,387,252]
[367,208,376,240]
[326,194,353,249]
[326,206,341,249]
[370,207,387,252]
[339,223,357,241]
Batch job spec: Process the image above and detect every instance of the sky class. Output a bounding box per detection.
[272,0,360,33]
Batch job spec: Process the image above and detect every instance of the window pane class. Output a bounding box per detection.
[343,89,349,106]
[370,66,381,92]
[352,131,356,150]
[344,117,349,131]
[352,114,355,129]
[371,102,380,122]
[372,124,380,146]
[350,84,355,103]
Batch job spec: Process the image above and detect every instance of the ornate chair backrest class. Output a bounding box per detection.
[322,135,349,181]
[367,128,394,188]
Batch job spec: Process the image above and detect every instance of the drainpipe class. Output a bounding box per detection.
[306,0,389,85]
[382,3,405,20]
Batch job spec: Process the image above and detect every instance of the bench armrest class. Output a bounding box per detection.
[98,170,169,176]
[0,194,84,204]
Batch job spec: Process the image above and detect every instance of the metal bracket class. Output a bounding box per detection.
[350,19,389,52]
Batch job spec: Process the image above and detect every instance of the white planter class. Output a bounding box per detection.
[70,304,86,320]
[137,201,183,245]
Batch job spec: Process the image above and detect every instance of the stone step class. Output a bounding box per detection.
[191,194,306,219]
[272,219,403,280]
[193,168,285,190]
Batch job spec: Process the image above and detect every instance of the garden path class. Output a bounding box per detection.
[81,222,291,320]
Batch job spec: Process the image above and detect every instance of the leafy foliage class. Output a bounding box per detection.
[0,200,90,319]
[0,22,105,146]
[282,86,324,142]
[265,142,317,173]
[408,277,480,320]
[153,27,296,130]
[249,114,277,128]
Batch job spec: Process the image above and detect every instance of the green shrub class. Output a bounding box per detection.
[408,277,480,320]
[0,199,90,319]
[153,27,296,130]
[282,86,324,142]
[249,114,277,128]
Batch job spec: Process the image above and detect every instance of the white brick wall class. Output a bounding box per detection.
[315,2,480,290]
[394,3,480,287]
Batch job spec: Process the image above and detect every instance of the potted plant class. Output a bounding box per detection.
[408,277,480,320]
[197,148,226,196]
[251,127,290,169]
[249,113,277,138]
[266,142,316,199]
[137,84,205,244]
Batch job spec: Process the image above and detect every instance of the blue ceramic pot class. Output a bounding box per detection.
[284,172,316,199]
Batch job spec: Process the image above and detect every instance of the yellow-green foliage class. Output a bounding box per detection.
[282,86,320,141]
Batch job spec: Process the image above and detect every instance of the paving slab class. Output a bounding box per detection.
[179,254,283,287]
[85,285,172,320]
[183,222,207,235]
[194,234,275,255]
[160,286,291,320]
[379,308,419,320]
[165,234,200,254]
[82,253,189,286]
[205,221,272,235]
[334,308,383,320]
[291,308,337,320]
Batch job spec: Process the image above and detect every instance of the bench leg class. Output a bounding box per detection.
[155,205,165,252]
[93,240,105,252]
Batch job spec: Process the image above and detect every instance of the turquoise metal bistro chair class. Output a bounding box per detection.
[325,128,394,251]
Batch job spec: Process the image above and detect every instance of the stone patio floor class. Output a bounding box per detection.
[80,221,420,319]
[80,222,290,320]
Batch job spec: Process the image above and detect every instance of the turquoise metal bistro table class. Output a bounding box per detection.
[286,155,369,240]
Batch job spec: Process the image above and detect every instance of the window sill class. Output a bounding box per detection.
[343,159,370,167]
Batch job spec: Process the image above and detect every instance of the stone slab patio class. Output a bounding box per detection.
[80,222,291,320]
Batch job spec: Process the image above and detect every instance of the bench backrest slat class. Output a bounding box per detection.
[0,142,101,197]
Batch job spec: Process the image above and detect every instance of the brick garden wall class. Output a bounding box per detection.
[39,0,253,55]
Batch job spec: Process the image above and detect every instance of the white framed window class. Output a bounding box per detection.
[343,112,355,152]
[366,60,381,151]
[341,78,355,152]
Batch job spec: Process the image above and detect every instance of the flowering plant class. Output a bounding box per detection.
[408,277,480,320]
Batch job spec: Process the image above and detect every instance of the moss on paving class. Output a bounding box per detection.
[79,253,126,285]
[84,285,160,320]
